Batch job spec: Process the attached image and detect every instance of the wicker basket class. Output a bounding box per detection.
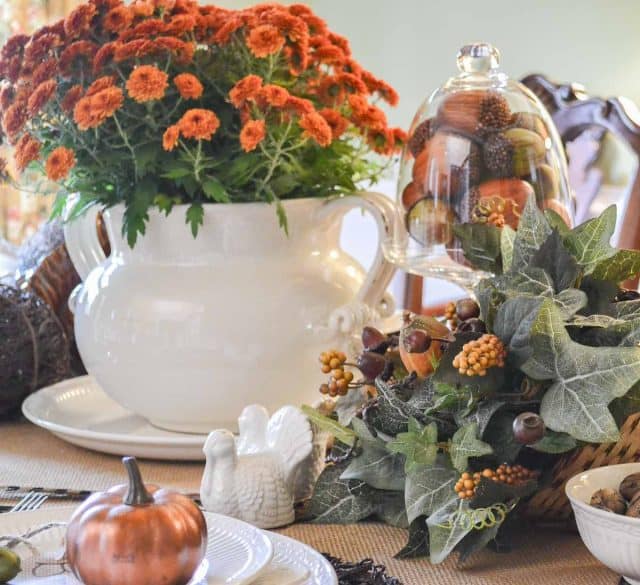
[522,412,640,523]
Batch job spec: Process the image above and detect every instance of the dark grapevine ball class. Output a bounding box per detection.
[512,412,545,445]
[455,298,480,321]
[456,318,487,334]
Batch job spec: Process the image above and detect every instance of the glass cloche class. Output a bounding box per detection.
[383,43,575,290]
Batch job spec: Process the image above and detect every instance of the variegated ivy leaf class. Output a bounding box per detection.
[427,498,472,564]
[592,249,640,282]
[448,422,493,472]
[500,225,516,272]
[512,194,552,269]
[563,204,617,274]
[544,208,571,235]
[530,229,580,292]
[452,223,503,274]
[522,300,640,442]
[404,455,458,523]
[387,418,438,472]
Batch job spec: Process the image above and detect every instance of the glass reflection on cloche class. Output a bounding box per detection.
[383,43,574,290]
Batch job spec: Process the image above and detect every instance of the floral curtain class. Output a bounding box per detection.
[0,0,78,244]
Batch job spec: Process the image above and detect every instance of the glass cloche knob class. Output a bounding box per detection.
[383,43,574,292]
[456,43,500,75]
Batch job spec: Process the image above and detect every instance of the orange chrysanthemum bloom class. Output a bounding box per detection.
[14,133,41,172]
[59,41,99,77]
[61,85,84,113]
[73,87,123,130]
[312,45,344,66]
[348,94,387,132]
[174,73,203,99]
[2,103,27,138]
[369,128,395,155]
[119,19,167,42]
[27,79,57,117]
[317,76,345,106]
[239,119,266,152]
[0,84,15,111]
[0,55,22,83]
[24,33,61,65]
[93,42,119,72]
[1,34,29,60]
[270,12,308,43]
[103,6,134,33]
[299,111,332,147]
[289,5,327,35]
[246,25,285,58]
[361,71,399,106]
[114,40,156,62]
[336,73,368,95]
[86,76,116,97]
[258,84,289,108]
[129,0,154,17]
[64,4,97,38]
[284,95,314,115]
[319,108,349,139]
[178,108,220,140]
[162,125,180,151]
[328,32,351,56]
[126,65,169,103]
[31,58,57,86]
[166,14,197,35]
[45,146,76,181]
[229,74,262,108]
[154,37,195,64]
[213,16,244,44]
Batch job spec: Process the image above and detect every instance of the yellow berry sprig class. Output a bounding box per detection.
[452,333,506,377]
[318,349,355,397]
[455,465,537,499]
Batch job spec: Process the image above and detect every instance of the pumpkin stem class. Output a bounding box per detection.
[123,457,154,506]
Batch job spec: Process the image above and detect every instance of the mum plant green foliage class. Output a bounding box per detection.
[0,1,405,246]
[306,196,640,563]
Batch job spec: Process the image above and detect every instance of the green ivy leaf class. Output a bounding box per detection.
[452,223,503,273]
[375,491,409,528]
[482,411,522,463]
[531,431,577,454]
[387,418,438,472]
[454,401,505,439]
[592,249,640,282]
[544,208,571,235]
[512,194,552,269]
[404,456,458,523]
[300,405,356,447]
[563,204,617,274]
[185,203,204,238]
[395,517,429,559]
[494,296,543,366]
[427,499,472,564]
[500,225,516,272]
[522,300,640,442]
[449,423,493,472]
[530,229,580,292]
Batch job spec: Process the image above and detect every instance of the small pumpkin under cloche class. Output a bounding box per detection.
[65,457,207,585]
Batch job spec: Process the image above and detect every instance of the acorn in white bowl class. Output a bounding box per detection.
[566,463,640,584]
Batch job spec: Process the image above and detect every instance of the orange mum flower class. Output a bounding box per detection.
[154,37,195,63]
[319,108,349,139]
[313,45,345,66]
[64,4,97,38]
[166,14,197,35]
[213,15,244,44]
[73,87,124,130]
[299,112,332,147]
[348,95,387,132]
[61,85,84,113]
[246,25,285,58]
[114,40,156,62]
[27,79,57,117]
[31,58,57,86]
[45,146,76,181]
[336,73,368,95]
[0,56,22,83]
[86,76,116,97]
[317,76,345,106]
[1,34,29,60]
[93,42,119,72]
[361,71,399,106]
[24,33,61,65]
[174,73,203,99]
[59,41,99,77]
[328,32,351,56]
[14,133,41,172]
[0,84,15,111]
[103,6,133,33]
[229,75,262,108]
[162,125,180,151]
[369,128,395,155]
[2,103,26,138]
[130,0,154,17]
[119,19,166,42]
[284,95,314,115]
[126,65,168,102]
[178,108,220,140]
[239,119,266,152]
[258,84,289,108]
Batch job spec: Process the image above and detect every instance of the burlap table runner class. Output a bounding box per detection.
[0,420,619,585]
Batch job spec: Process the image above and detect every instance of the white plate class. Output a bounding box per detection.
[0,508,273,585]
[22,377,207,461]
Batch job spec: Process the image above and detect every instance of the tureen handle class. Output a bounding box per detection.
[63,197,106,282]
[316,192,398,334]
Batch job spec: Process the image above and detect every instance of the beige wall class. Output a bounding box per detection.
[217,0,640,130]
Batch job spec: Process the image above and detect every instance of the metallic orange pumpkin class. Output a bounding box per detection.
[65,457,207,585]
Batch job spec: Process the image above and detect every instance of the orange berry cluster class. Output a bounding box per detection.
[444,301,458,328]
[319,350,354,397]
[455,465,537,499]
[452,333,506,377]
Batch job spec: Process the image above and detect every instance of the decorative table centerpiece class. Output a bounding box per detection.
[306,196,640,563]
[0,0,406,431]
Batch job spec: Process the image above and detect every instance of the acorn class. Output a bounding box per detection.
[511,111,549,140]
[503,128,547,177]
[456,298,480,321]
[408,118,434,157]
[361,326,389,353]
[456,318,487,334]
[437,90,511,136]
[590,488,627,515]
[620,473,640,500]
[399,314,453,377]
[528,164,559,200]
[405,197,456,246]
[512,412,545,445]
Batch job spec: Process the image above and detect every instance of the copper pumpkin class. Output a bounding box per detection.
[65,457,207,585]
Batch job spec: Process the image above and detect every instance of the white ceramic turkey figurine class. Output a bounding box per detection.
[200,405,314,528]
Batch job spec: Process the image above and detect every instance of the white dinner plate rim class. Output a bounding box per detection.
[22,376,207,447]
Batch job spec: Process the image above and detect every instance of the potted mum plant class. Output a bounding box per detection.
[0,0,405,431]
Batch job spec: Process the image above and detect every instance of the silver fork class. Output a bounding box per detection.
[9,491,49,513]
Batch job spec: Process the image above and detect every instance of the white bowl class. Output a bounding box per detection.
[566,462,640,584]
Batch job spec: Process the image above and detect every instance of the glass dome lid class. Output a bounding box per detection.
[383,43,574,290]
